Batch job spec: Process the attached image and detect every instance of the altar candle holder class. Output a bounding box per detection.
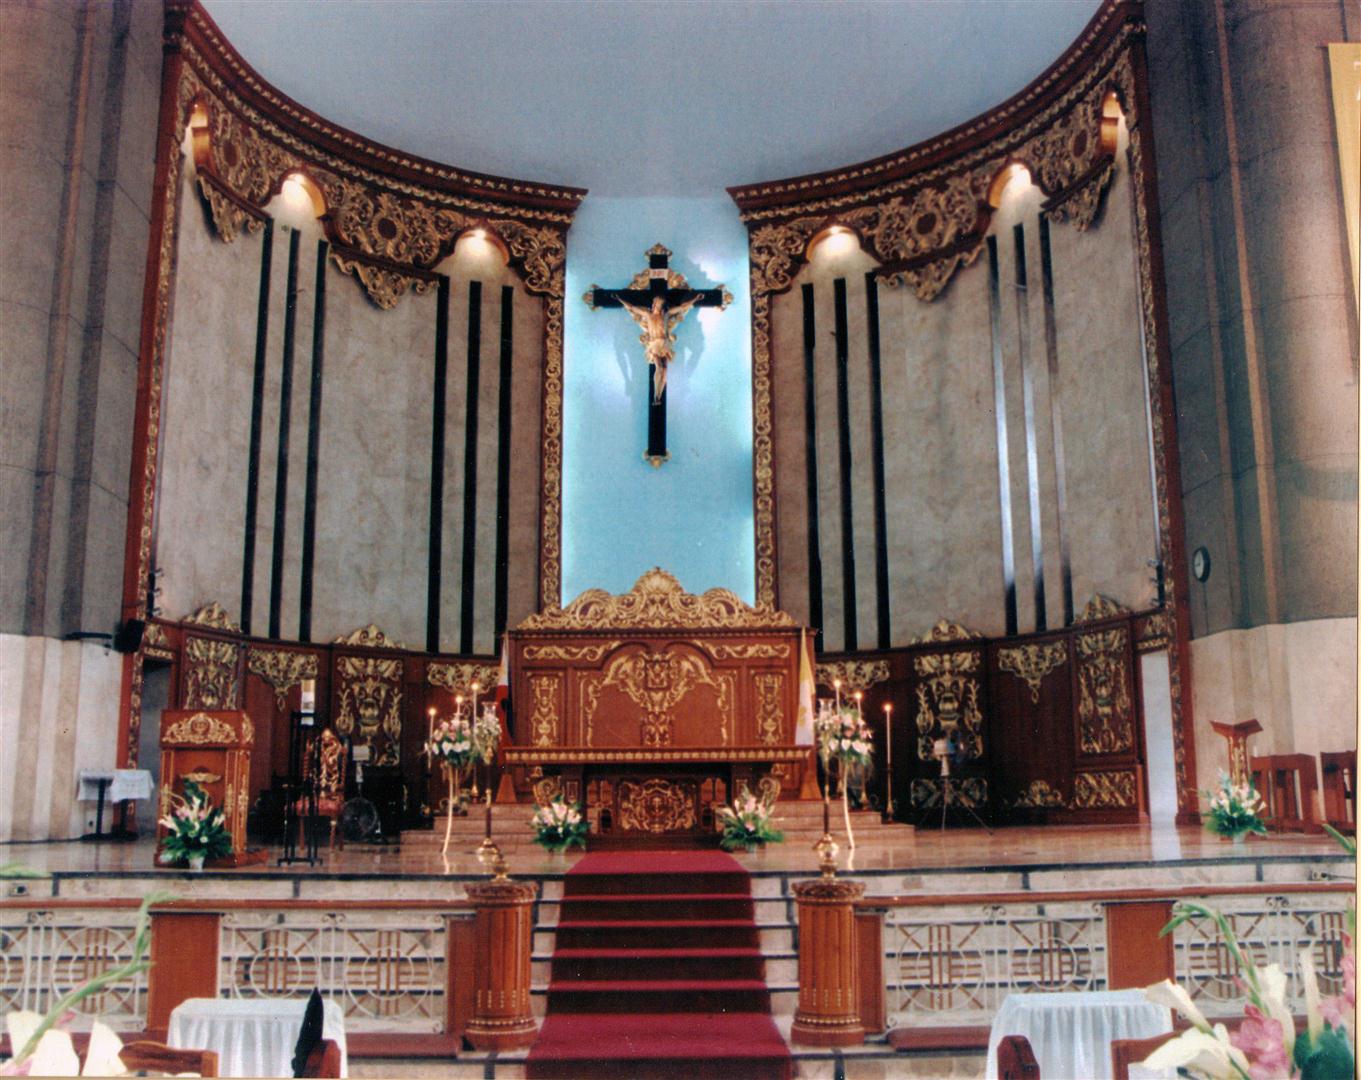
[883,703,895,819]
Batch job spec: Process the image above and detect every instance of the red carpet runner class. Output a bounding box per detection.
[525,851,793,1079]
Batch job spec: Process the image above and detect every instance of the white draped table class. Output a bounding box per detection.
[167,998,348,1078]
[984,989,1172,1080]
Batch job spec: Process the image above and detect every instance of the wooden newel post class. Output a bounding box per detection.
[1211,719,1263,787]
[464,880,538,1050]
[791,877,866,1046]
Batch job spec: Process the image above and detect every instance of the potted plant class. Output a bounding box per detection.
[531,795,588,854]
[717,789,784,852]
[1204,771,1269,845]
[157,780,232,870]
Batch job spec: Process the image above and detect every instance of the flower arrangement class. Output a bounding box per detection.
[716,789,784,852]
[1,889,175,1076]
[157,780,231,868]
[1140,828,1356,1079]
[425,714,476,769]
[1203,771,1268,843]
[814,704,874,770]
[531,796,587,854]
[471,706,501,764]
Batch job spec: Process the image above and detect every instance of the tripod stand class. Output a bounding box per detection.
[279,709,320,865]
[923,741,993,833]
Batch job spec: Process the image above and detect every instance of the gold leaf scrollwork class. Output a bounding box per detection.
[913,651,983,761]
[518,568,795,632]
[910,777,987,809]
[815,660,891,695]
[184,637,241,710]
[617,778,697,834]
[182,601,240,632]
[1076,594,1128,624]
[335,656,404,765]
[529,674,561,747]
[1073,770,1137,809]
[331,624,407,650]
[597,648,731,748]
[162,712,252,747]
[522,643,621,663]
[702,642,790,660]
[753,673,785,746]
[1075,628,1134,755]
[1013,780,1068,809]
[996,641,1069,703]
[911,620,984,645]
[246,648,319,710]
[428,661,500,694]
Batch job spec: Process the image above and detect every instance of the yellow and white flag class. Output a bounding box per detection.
[795,627,816,744]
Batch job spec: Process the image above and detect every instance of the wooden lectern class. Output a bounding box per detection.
[157,710,253,863]
[1210,719,1262,787]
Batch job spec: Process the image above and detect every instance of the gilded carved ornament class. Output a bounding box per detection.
[996,641,1069,703]
[911,620,984,645]
[182,601,240,632]
[1076,594,1129,623]
[1075,628,1134,755]
[246,648,319,710]
[586,648,733,748]
[523,643,621,663]
[1013,779,1067,809]
[617,778,698,834]
[913,650,984,761]
[517,568,795,632]
[428,661,501,693]
[184,637,241,710]
[815,660,890,695]
[1073,769,1137,809]
[163,712,253,747]
[332,624,407,650]
[752,673,785,746]
[335,656,404,765]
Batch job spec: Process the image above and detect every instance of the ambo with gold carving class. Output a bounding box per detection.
[464,880,539,1050]
[790,877,866,1046]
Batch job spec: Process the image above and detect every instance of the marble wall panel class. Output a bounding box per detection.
[1047,165,1159,612]
[438,276,471,647]
[156,161,261,623]
[505,290,542,630]
[810,259,847,651]
[769,281,811,627]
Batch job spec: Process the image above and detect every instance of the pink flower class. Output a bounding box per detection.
[1342,939,1355,1006]
[1230,1004,1292,1080]
[1318,993,1352,1029]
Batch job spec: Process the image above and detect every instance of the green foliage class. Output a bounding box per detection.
[157,779,232,865]
[1295,1024,1355,1080]
[717,790,784,851]
[531,797,588,853]
[1202,771,1268,839]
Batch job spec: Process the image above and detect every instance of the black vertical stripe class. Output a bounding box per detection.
[268,228,300,640]
[801,284,824,639]
[240,219,273,635]
[833,277,857,651]
[864,273,891,648]
[298,239,327,641]
[427,277,450,652]
[987,235,1018,637]
[1038,216,1074,625]
[493,285,514,641]
[1014,221,1046,631]
[459,280,483,653]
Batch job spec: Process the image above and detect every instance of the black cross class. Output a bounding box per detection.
[583,244,731,468]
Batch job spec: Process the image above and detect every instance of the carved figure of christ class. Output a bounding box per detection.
[583,244,731,467]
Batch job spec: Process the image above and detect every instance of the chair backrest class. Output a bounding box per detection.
[316,728,345,801]
[1321,751,1356,830]
[301,1038,342,1079]
[1250,754,1320,832]
[1111,1034,1176,1080]
[115,1040,220,1077]
[998,1034,1041,1079]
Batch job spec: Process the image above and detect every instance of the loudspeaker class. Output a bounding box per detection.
[112,619,145,654]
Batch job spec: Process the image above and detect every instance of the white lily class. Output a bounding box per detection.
[81,1021,126,1076]
[1138,1025,1251,1079]
[1145,977,1213,1031]
[1256,962,1296,1056]
[1300,950,1324,1043]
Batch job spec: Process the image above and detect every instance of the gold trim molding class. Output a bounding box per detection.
[997,641,1069,703]
[815,660,891,694]
[517,568,795,632]
[332,624,407,650]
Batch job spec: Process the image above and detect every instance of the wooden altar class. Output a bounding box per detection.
[507,569,810,845]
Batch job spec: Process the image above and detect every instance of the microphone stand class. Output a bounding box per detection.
[279,706,320,865]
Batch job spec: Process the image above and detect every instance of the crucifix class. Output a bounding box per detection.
[583,244,732,467]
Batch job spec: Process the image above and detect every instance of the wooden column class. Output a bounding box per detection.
[444,913,476,1047]
[464,880,538,1050]
[854,907,886,1034]
[146,911,220,1032]
[1105,901,1174,989]
[791,877,865,1046]
[1210,719,1262,787]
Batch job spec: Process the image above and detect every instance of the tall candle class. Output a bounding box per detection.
[427,706,436,740]
[833,678,842,711]
[854,690,863,717]
[470,680,480,717]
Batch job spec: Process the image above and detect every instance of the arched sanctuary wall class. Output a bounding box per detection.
[113,0,584,779]
[731,0,1199,818]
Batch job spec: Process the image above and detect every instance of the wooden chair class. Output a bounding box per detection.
[295,727,346,849]
[1320,751,1356,833]
[1111,1034,1175,1080]
[997,1034,1041,1079]
[1250,754,1321,832]
[108,1040,219,1077]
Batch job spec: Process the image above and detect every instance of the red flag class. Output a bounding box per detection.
[495,635,512,744]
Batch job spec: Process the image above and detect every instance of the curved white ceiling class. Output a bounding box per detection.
[201,0,1102,198]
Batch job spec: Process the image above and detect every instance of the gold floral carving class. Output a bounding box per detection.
[910,777,987,809]
[142,623,174,661]
[522,643,620,663]
[539,291,565,608]
[1013,779,1067,809]
[518,568,795,632]
[592,648,733,748]
[911,620,984,645]
[753,673,785,745]
[913,650,984,760]
[1075,628,1134,755]
[179,770,222,786]
[1077,594,1129,623]
[529,674,561,747]
[1135,611,1171,653]
[332,624,406,650]
[749,288,779,608]
[246,648,319,710]
[427,661,500,694]
[997,641,1069,703]
[1073,770,1137,809]
[815,660,891,695]
[335,656,404,766]
[183,601,240,632]
[702,642,791,660]
[184,636,241,710]
[162,712,252,747]
[617,778,697,833]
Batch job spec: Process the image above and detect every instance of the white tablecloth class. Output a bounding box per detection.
[76,769,153,803]
[984,989,1172,1080]
[167,997,348,1078]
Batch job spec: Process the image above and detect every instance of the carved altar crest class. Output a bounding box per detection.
[517,568,794,631]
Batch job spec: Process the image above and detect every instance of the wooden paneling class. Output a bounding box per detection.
[1105,900,1174,989]
[146,912,220,1030]
[854,909,886,1034]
